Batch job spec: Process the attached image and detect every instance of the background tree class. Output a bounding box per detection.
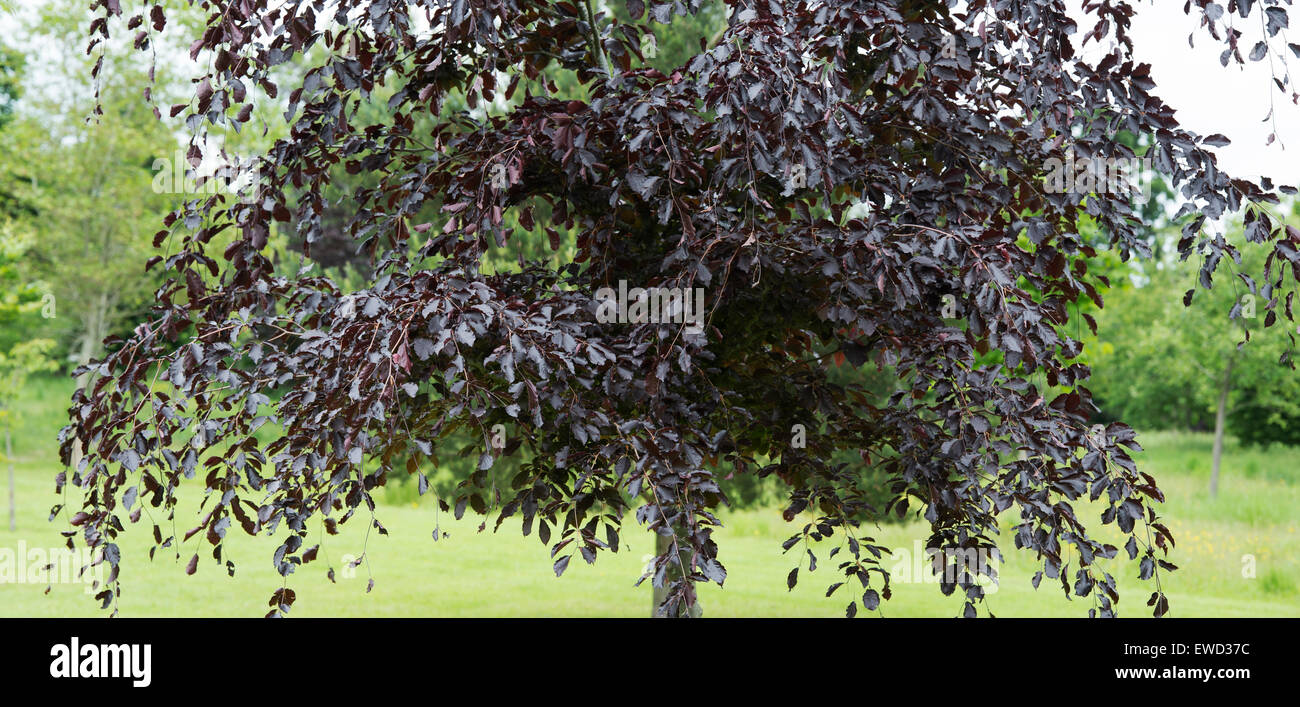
[1092,217,1300,496]
[0,32,58,533]
[0,40,33,222]
[60,0,1300,619]
[0,223,56,531]
[0,0,199,387]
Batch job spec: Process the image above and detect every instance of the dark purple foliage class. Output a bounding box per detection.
[62,0,1300,617]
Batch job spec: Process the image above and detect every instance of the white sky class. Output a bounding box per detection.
[1122,2,1300,186]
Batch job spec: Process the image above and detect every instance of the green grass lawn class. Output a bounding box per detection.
[2,376,1297,617]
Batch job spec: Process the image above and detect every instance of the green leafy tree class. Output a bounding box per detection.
[0,43,19,129]
[1091,214,1300,495]
[2,1,180,374]
[0,221,52,352]
[0,40,32,222]
[0,223,56,530]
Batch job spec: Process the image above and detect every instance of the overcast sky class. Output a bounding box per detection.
[1122,2,1300,186]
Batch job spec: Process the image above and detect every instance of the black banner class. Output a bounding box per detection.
[0,618,1290,694]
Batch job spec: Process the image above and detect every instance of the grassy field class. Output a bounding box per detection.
[2,376,1297,617]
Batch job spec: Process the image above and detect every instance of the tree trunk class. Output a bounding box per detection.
[1210,355,1235,498]
[6,421,14,532]
[652,529,703,618]
[68,291,111,472]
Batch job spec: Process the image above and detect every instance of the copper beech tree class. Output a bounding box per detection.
[61,0,1300,617]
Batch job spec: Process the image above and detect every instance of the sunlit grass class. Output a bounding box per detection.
[1,376,1295,617]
